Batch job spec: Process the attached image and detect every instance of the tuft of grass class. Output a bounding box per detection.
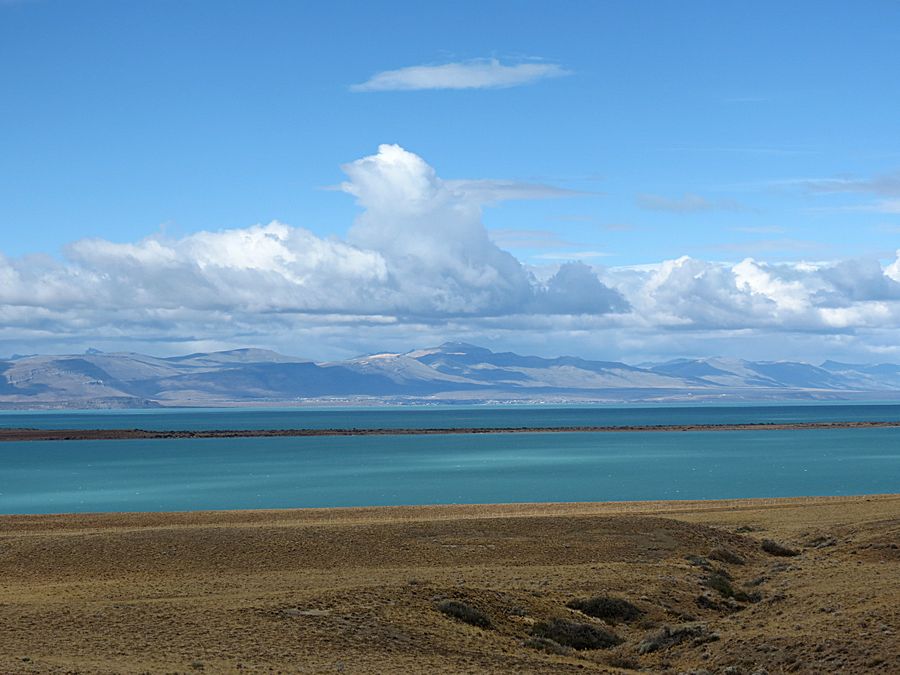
[566,595,643,624]
[637,623,718,654]
[761,539,799,557]
[708,547,746,565]
[531,618,622,651]
[522,636,572,655]
[744,590,762,603]
[436,600,492,629]
[706,572,736,597]
[705,573,751,602]
[604,654,640,670]
[685,554,713,570]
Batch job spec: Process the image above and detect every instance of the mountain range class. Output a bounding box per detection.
[3,342,900,408]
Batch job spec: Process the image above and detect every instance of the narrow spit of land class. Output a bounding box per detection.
[1,420,900,442]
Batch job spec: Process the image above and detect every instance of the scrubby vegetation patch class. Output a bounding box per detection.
[531,618,622,650]
[705,572,751,602]
[566,595,643,624]
[761,539,799,557]
[708,547,746,565]
[522,636,572,655]
[604,654,640,670]
[685,554,713,570]
[637,623,719,654]
[436,599,492,629]
[706,572,736,597]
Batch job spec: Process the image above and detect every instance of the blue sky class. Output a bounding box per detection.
[2,1,900,361]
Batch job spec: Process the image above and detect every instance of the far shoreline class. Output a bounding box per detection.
[3,419,900,442]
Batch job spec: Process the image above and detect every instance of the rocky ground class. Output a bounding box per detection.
[0,495,897,673]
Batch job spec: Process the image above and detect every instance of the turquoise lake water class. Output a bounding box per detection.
[1,407,898,514]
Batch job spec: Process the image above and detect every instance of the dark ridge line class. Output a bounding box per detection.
[2,420,900,441]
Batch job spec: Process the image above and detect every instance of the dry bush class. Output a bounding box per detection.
[761,539,799,557]
[522,636,572,655]
[566,595,643,624]
[531,618,622,650]
[436,599,492,629]
[638,623,718,654]
[708,547,746,565]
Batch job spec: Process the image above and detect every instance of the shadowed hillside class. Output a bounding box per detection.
[4,342,900,408]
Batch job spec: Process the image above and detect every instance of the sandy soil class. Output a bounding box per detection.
[0,495,897,674]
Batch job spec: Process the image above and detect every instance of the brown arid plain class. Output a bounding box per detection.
[0,495,897,674]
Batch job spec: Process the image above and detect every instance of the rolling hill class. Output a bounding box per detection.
[2,342,900,408]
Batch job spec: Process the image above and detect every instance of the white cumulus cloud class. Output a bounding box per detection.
[4,146,900,362]
[0,145,626,353]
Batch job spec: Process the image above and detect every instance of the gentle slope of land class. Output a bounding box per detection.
[1,495,897,673]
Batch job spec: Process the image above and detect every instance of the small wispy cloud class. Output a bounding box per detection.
[489,229,613,262]
[351,58,570,92]
[636,193,750,214]
[661,145,814,157]
[448,179,583,203]
[876,223,900,234]
[324,177,578,201]
[549,215,633,231]
[806,198,900,215]
[792,172,900,197]
[489,228,578,250]
[533,251,612,260]
[731,225,786,234]
[709,238,826,254]
[863,199,900,214]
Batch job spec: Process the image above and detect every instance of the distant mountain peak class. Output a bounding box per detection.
[437,341,484,351]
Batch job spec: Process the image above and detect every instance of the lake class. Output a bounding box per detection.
[1,406,898,514]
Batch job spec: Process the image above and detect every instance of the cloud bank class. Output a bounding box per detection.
[351,58,570,92]
[3,144,900,361]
